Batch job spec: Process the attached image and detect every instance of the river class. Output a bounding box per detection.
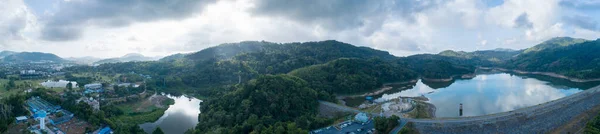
[139,95,202,134]
[344,73,600,117]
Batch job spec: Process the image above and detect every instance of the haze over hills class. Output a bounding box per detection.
[92,53,161,65]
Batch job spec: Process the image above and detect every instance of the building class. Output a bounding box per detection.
[34,110,47,130]
[77,97,100,111]
[84,83,103,90]
[20,70,36,74]
[27,97,60,113]
[94,127,113,134]
[84,83,104,94]
[16,116,28,124]
[354,113,369,123]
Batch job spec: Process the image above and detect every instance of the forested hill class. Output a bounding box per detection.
[185,40,396,63]
[505,39,600,79]
[397,54,475,79]
[1,52,66,63]
[195,74,328,133]
[438,49,522,66]
[433,37,600,79]
[522,37,587,53]
[289,58,418,95]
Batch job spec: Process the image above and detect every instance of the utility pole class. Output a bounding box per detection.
[459,103,463,116]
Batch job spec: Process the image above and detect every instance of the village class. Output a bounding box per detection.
[1,67,168,134]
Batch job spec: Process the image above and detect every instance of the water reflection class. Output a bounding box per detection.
[140,95,202,134]
[376,73,593,117]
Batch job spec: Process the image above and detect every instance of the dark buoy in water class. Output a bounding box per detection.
[459,103,463,116]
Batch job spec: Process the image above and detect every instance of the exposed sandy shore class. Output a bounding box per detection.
[336,79,418,99]
[421,73,476,82]
[479,67,600,83]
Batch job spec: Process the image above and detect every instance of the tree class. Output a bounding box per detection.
[152,127,165,134]
[375,115,400,133]
[66,82,73,90]
[6,79,16,90]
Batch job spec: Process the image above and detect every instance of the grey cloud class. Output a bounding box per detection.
[396,39,421,51]
[514,13,533,29]
[40,0,217,41]
[249,0,445,34]
[559,0,600,10]
[563,15,599,31]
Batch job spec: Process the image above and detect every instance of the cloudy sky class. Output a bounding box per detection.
[0,0,599,58]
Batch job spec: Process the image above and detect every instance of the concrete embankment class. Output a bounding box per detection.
[404,85,600,134]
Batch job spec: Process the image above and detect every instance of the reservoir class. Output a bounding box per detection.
[345,73,600,117]
[139,95,202,134]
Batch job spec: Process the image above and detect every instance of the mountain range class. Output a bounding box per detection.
[92,53,161,65]
[41,36,600,133]
[0,51,162,65]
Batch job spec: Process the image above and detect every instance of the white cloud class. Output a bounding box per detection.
[0,0,598,58]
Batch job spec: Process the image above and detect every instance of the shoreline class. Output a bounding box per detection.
[336,79,418,99]
[420,73,476,82]
[479,67,600,83]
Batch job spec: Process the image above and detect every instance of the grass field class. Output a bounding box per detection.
[0,79,47,98]
[72,72,116,83]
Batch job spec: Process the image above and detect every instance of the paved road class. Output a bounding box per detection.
[398,85,600,134]
[319,101,363,114]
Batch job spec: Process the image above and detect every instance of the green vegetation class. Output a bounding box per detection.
[399,122,418,134]
[193,74,332,133]
[290,58,417,95]
[406,101,434,119]
[0,52,66,63]
[585,112,600,134]
[438,49,521,66]
[374,115,400,134]
[0,94,28,132]
[153,127,165,134]
[523,37,587,53]
[398,54,475,79]
[505,39,600,79]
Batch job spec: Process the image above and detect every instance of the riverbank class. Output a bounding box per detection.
[336,79,418,99]
[479,67,600,83]
[421,73,476,82]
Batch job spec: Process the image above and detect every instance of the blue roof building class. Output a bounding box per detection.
[97,127,113,134]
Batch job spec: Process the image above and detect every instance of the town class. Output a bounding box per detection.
[1,62,171,134]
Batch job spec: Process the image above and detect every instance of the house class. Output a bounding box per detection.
[84,83,104,94]
[16,116,27,124]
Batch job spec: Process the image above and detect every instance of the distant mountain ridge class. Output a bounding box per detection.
[435,37,600,79]
[93,53,160,65]
[0,51,66,63]
[523,37,587,53]
[0,51,18,58]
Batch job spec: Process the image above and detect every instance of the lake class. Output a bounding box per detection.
[345,73,600,117]
[139,95,202,134]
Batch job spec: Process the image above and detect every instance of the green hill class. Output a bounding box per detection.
[398,54,475,79]
[506,39,600,79]
[289,58,417,94]
[523,37,587,53]
[1,52,65,63]
[195,74,326,133]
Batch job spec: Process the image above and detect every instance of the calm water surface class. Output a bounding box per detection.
[353,73,600,117]
[140,95,202,134]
